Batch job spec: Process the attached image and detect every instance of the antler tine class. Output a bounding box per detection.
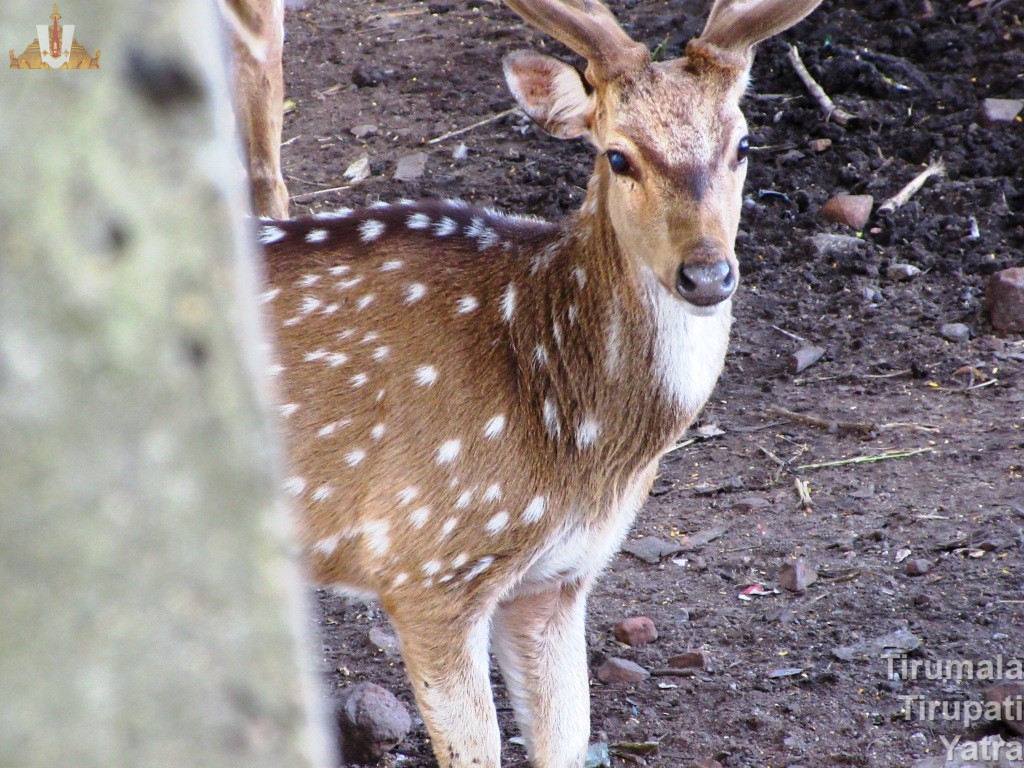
[503,0,649,82]
[699,0,823,58]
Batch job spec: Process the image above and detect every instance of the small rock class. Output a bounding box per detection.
[613,616,658,647]
[809,233,867,258]
[367,626,401,658]
[904,559,932,576]
[585,741,612,768]
[596,658,650,684]
[620,536,682,564]
[820,194,874,229]
[344,154,371,183]
[940,322,971,342]
[394,151,428,182]
[452,142,469,161]
[352,65,391,88]
[780,558,818,592]
[986,267,1024,332]
[335,682,412,764]
[832,628,921,661]
[790,346,825,374]
[668,651,706,670]
[350,123,378,139]
[808,138,833,152]
[887,262,922,282]
[979,98,1023,124]
[678,525,728,551]
[984,681,1024,735]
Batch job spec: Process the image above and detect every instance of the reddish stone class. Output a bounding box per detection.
[905,559,932,576]
[986,268,1024,332]
[820,194,874,229]
[613,616,658,647]
[780,558,818,592]
[668,651,706,670]
[596,657,650,684]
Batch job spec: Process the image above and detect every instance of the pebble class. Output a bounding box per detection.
[367,626,401,658]
[453,142,469,161]
[350,123,378,138]
[904,558,932,576]
[832,628,921,661]
[820,194,874,229]
[668,651,706,670]
[596,657,650,684]
[790,346,825,374]
[979,98,1023,124]
[613,616,658,647]
[940,322,971,342]
[334,682,412,764]
[808,138,833,152]
[984,682,1024,735]
[394,151,428,181]
[809,233,867,258]
[887,262,922,282]
[620,536,683,564]
[780,558,818,592]
[986,267,1024,332]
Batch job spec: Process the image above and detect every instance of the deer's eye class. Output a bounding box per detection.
[607,150,631,175]
[737,136,751,164]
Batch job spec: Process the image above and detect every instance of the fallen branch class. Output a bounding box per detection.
[769,405,875,434]
[787,44,856,126]
[426,108,519,145]
[796,447,933,471]
[878,159,945,216]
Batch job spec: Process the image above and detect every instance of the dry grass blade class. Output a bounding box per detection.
[426,108,520,145]
[796,447,933,471]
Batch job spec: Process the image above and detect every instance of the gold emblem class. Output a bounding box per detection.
[9,4,100,69]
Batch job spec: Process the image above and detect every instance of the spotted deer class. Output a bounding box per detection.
[260,0,822,765]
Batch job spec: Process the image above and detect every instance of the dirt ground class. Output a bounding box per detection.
[276,1,1024,765]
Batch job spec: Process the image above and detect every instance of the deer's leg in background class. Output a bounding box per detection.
[384,592,502,768]
[492,578,592,768]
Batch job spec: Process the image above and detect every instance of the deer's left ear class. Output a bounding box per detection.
[503,50,596,140]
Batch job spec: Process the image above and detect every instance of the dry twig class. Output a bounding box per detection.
[787,44,856,126]
[796,447,933,471]
[878,159,945,216]
[426,108,519,145]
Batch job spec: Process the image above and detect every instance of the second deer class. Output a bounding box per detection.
[261,0,822,765]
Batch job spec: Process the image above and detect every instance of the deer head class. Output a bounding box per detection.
[503,0,822,309]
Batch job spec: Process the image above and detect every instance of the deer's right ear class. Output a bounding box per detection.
[503,50,595,140]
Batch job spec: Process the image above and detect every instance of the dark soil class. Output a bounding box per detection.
[279,1,1024,765]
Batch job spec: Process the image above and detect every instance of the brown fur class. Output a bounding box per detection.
[261,1,823,765]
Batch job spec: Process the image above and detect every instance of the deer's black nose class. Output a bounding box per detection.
[676,260,736,306]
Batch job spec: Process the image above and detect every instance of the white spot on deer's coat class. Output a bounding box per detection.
[300,296,322,315]
[380,259,404,272]
[422,560,442,576]
[404,283,427,304]
[322,303,339,315]
[350,373,369,388]
[345,449,366,466]
[410,507,431,528]
[484,414,505,438]
[317,422,336,438]
[455,490,473,509]
[360,332,379,344]
[283,476,306,496]
[486,512,509,535]
[434,217,458,237]
[371,423,386,441]
[451,553,469,569]
[456,296,479,314]
[533,344,548,369]
[436,439,461,465]
[259,225,286,244]
[337,276,363,290]
[278,403,299,418]
[328,264,351,276]
[312,537,338,556]
[476,227,499,250]
[357,294,375,311]
[260,288,280,304]
[605,308,622,375]
[393,572,409,587]
[306,229,329,244]
[370,201,390,210]
[327,353,348,367]
[363,520,390,557]
[463,556,494,581]
[337,329,355,340]
[577,418,601,448]
[572,266,587,288]
[397,487,418,506]
[304,349,328,362]
[316,207,353,220]
[483,483,502,502]
[414,365,438,387]
[441,517,458,538]
[312,485,334,502]
[501,283,517,322]
[543,398,560,438]
[407,213,431,230]
[359,219,385,242]
[523,496,547,524]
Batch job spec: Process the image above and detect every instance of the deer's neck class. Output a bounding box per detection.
[503,178,731,498]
